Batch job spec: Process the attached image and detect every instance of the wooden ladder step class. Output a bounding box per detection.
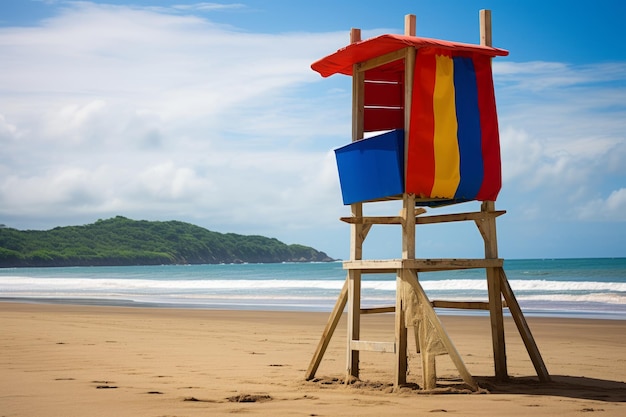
[361,306,395,314]
[431,300,509,310]
[350,340,396,353]
[360,300,509,314]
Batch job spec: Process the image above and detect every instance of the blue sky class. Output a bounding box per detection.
[0,0,624,260]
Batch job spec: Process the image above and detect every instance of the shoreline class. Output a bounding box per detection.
[2,300,625,416]
[2,296,625,321]
[3,258,624,322]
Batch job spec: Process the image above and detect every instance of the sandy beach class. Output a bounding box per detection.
[1,302,624,416]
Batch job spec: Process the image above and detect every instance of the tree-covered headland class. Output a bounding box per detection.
[0,216,335,267]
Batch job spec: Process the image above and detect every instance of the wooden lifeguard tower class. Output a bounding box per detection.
[305,10,550,390]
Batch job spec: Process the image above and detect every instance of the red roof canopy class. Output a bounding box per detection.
[311,34,509,78]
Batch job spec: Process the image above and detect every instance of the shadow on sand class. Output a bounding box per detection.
[308,374,626,403]
[476,375,626,403]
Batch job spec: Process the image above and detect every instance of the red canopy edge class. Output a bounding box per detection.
[311,34,509,78]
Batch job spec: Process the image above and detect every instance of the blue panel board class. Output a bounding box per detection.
[334,129,405,205]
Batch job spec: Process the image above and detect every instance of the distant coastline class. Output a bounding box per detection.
[0,216,335,267]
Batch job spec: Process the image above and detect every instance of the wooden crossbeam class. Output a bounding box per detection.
[343,258,503,271]
[355,47,410,73]
[340,215,403,224]
[340,210,505,225]
[417,210,505,224]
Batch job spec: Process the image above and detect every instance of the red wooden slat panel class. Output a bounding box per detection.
[364,81,403,107]
[364,108,404,132]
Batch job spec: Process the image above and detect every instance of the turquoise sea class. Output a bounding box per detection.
[1,258,625,320]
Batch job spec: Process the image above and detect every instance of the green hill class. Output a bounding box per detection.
[0,216,335,267]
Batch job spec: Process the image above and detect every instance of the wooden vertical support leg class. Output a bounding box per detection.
[487,266,507,380]
[346,269,361,382]
[421,347,437,390]
[346,202,363,383]
[478,11,507,380]
[398,43,416,388]
[402,195,416,260]
[345,26,364,384]
[481,201,508,380]
[395,271,408,388]
[396,194,416,387]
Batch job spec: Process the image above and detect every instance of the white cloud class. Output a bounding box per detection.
[576,188,626,221]
[494,61,626,91]
[0,114,18,144]
[494,58,626,222]
[171,3,245,12]
[500,126,623,191]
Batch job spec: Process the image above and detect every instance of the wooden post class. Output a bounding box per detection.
[482,201,507,380]
[346,27,364,383]
[350,27,361,44]
[404,14,416,37]
[394,34,417,387]
[395,271,408,386]
[479,9,508,381]
[401,195,416,258]
[394,193,416,387]
[479,9,492,47]
[347,267,361,381]
[351,28,364,143]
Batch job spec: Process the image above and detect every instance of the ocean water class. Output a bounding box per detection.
[1,258,625,320]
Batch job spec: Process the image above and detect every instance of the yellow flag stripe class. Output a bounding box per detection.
[430,55,460,198]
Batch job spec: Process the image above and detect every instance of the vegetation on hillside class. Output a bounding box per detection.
[0,216,334,267]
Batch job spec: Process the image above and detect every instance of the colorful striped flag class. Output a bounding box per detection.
[407,49,501,203]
